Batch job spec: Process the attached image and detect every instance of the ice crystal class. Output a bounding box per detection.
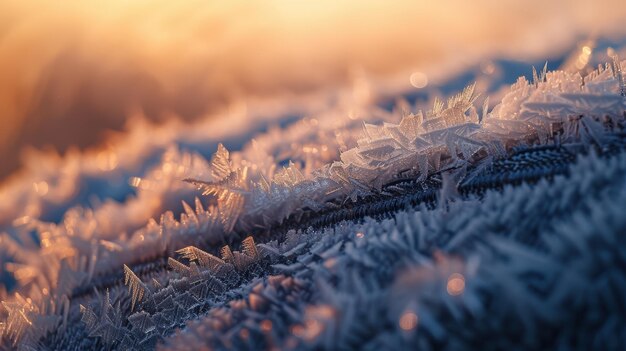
[209,144,234,181]
[74,237,267,349]
[612,55,625,97]
[175,246,232,275]
[124,265,147,311]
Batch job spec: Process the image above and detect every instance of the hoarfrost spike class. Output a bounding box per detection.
[481,96,489,123]
[210,143,233,181]
[194,197,205,214]
[79,304,97,331]
[176,246,226,273]
[168,257,191,276]
[181,201,196,219]
[241,236,259,260]
[123,265,146,311]
[221,245,234,264]
[612,55,625,97]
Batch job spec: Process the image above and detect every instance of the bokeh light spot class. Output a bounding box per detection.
[447,273,465,296]
[399,311,418,331]
[410,71,429,89]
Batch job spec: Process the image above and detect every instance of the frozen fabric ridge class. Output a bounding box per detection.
[0,58,625,350]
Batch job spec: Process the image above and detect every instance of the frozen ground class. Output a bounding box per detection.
[1,33,626,350]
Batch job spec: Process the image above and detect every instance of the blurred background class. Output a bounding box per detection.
[2,0,626,183]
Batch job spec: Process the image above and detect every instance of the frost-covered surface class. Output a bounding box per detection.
[0,54,626,350]
[163,150,626,350]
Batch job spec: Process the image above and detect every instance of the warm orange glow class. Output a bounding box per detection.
[303,319,323,340]
[607,47,616,58]
[447,273,466,296]
[260,319,273,332]
[399,311,418,331]
[97,151,119,171]
[576,46,593,70]
[290,324,304,336]
[410,72,429,89]
[129,177,142,188]
[32,181,49,196]
[481,61,496,75]
[4,263,37,282]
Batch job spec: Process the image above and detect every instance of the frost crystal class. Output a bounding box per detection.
[124,265,147,311]
[176,246,230,275]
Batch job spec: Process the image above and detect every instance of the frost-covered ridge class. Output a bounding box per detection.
[1,58,626,350]
[163,150,626,350]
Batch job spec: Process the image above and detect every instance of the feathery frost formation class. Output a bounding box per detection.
[0,56,625,350]
[164,150,626,350]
